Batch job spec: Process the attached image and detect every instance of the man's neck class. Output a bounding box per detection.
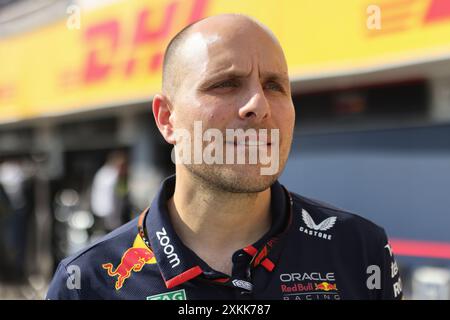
[167,168,272,275]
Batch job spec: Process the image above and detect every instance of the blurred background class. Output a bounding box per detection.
[1,0,450,300]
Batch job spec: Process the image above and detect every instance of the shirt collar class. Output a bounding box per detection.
[144,174,291,289]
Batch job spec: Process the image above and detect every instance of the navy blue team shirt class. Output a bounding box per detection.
[47,175,402,300]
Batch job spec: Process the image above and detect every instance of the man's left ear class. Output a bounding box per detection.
[152,93,176,145]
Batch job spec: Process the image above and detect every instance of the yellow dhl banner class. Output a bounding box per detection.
[1,0,450,122]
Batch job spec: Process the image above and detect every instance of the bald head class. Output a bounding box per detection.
[161,14,286,102]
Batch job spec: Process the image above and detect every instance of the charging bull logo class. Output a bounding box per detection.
[102,235,157,290]
[315,282,338,292]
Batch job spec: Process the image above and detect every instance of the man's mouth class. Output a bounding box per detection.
[226,136,272,147]
[234,140,271,147]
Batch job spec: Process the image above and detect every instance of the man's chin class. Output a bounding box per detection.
[225,164,278,178]
[187,164,280,193]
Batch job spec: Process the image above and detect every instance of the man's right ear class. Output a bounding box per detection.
[152,94,176,145]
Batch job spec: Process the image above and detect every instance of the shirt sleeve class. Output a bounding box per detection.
[46,262,81,300]
[378,229,403,300]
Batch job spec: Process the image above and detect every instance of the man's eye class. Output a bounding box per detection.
[265,81,284,92]
[212,80,239,89]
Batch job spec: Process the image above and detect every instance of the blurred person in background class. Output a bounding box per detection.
[0,160,34,283]
[0,180,14,282]
[90,151,131,233]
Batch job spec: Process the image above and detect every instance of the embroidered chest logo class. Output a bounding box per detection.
[102,234,157,290]
[300,209,337,240]
[279,272,340,300]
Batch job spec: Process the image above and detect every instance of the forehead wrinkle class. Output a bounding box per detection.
[200,63,289,86]
[210,42,286,81]
[202,60,252,81]
[207,57,289,80]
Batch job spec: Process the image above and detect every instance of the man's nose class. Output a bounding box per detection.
[238,85,271,122]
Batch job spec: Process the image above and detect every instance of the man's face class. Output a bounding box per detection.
[169,20,295,192]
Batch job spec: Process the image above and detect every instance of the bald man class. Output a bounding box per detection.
[47,14,402,300]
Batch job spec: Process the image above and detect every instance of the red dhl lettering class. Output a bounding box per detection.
[424,0,450,24]
[82,0,209,84]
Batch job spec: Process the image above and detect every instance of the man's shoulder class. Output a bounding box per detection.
[288,191,387,243]
[47,216,152,299]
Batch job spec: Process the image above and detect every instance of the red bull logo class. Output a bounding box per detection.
[315,282,338,292]
[102,235,157,290]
